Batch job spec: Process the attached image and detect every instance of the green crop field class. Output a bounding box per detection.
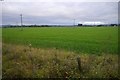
[2,27,118,54]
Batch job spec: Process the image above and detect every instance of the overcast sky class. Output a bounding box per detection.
[2,1,119,25]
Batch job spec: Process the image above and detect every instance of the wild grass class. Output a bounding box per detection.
[2,43,118,78]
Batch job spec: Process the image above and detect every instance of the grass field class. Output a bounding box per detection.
[2,27,118,54]
[2,27,119,78]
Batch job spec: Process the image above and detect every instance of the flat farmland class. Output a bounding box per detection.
[2,27,118,54]
[2,27,119,78]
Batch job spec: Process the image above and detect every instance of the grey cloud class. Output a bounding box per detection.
[2,2,118,25]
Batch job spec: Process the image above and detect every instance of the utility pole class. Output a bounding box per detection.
[20,14,23,26]
[20,14,23,27]
[73,19,76,27]
[20,14,23,30]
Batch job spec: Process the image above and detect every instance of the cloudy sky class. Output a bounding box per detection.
[2,0,119,25]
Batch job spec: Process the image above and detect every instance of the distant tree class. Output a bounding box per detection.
[78,24,82,26]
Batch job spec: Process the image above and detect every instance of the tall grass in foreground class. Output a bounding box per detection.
[2,44,118,78]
